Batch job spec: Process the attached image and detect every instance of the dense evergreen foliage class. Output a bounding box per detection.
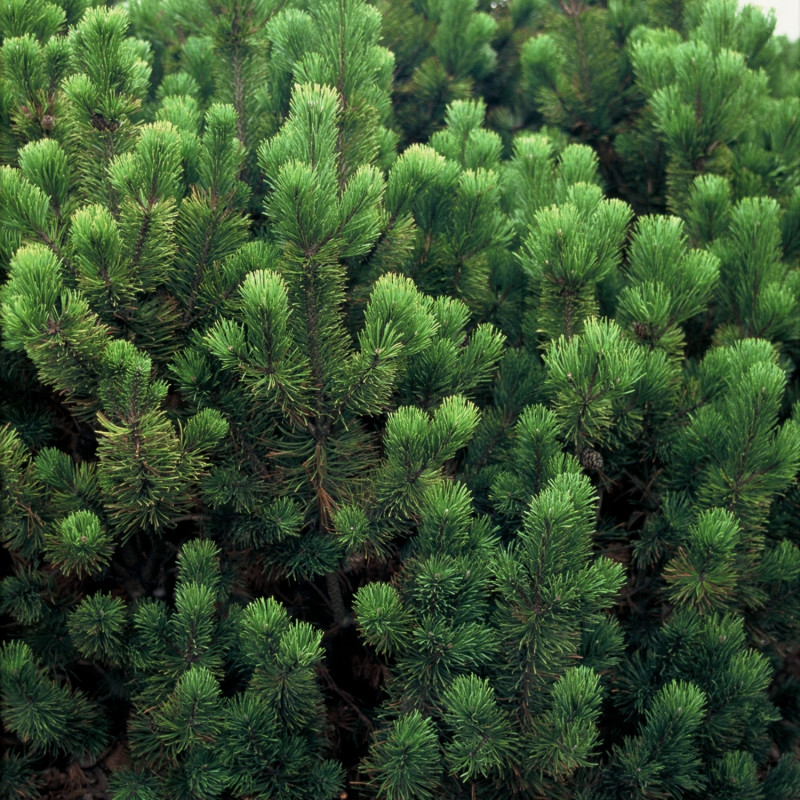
[1,0,800,798]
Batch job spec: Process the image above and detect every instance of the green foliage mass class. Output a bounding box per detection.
[1,0,800,798]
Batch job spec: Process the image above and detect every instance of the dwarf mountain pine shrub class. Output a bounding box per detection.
[1,1,800,798]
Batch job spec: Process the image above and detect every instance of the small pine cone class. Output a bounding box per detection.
[633,321,649,339]
[40,114,55,131]
[581,447,604,471]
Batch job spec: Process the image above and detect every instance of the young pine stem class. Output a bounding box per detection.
[326,570,353,628]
